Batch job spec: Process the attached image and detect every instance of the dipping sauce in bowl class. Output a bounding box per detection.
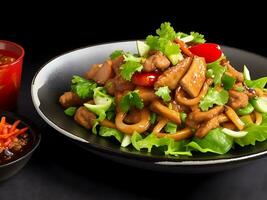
[0,41,25,110]
[0,116,30,165]
[0,111,40,181]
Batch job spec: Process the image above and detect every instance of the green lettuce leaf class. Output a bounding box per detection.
[131,132,192,156]
[71,75,97,99]
[235,113,267,146]
[165,140,192,156]
[99,126,123,143]
[199,87,229,111]
[187,128,233,154]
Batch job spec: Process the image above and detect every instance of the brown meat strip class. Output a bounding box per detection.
[74,106,96,129]
[143,51,170,72]
[180,56,206,97]
[228,90,248,110]
[84,64,102,80]
[59,91,84,108]
[92,60,114,85]
[136,86,158,103]
[221,59,244,82]
[112,55,124,75]
[189,106,224,122]
[154,57,192,90]
[195,114,228,138]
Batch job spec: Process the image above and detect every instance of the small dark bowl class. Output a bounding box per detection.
[0,111,41,181]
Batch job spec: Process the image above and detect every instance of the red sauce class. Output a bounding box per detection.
[0,50,22,110]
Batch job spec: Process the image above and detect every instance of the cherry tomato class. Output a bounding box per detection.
[132,72,160,87]
[189,43,222,63]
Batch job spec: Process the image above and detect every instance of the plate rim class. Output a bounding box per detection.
[31,40,267,166]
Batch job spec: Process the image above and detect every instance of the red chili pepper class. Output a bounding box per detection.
[132,72,160,87]
[189,43,222,63]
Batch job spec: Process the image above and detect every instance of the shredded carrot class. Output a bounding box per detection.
[10,120,20,133]
[0,117,6,133]
[0,116,29,149]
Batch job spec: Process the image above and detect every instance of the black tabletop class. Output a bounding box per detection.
[1,5,267,199]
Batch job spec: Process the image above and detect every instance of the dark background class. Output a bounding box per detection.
[1,3,267,200]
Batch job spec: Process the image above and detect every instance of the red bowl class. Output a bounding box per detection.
[0,40,25,110]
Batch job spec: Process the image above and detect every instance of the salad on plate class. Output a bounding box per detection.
[59,22,267,156]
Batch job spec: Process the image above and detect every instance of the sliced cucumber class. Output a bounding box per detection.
[136,40,150,57]
[222,128,248,138]
[243,65,251,80]
[121,135,132,147]
[167,53,183,65]
[251,97,267,113]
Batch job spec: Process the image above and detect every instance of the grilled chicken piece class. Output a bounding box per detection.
[136,86,158,103]
[112,55,124,75]
[143,51,170,72]
[189,105,224,122]
[221,59,244,82]
[195,114,228,138]
[180,56,207,97]
[113,75,135,92]
[74,107,96,129]
[84,64,102,80]
[92,60,114,85]
[104,78,116,95]
[59,91,84,108]
[154,57,192,89]
[228,89,249,110]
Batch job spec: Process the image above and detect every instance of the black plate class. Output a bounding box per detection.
[31,41,267,173]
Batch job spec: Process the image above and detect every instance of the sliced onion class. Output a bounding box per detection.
[180,35,194,43]
[222,128,248,138]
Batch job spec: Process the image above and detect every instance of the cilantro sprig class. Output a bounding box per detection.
[155,86,171,102]
[119,90,144,112]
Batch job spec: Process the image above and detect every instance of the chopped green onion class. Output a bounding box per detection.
[164,122,177,134]
[222,74,236,90]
